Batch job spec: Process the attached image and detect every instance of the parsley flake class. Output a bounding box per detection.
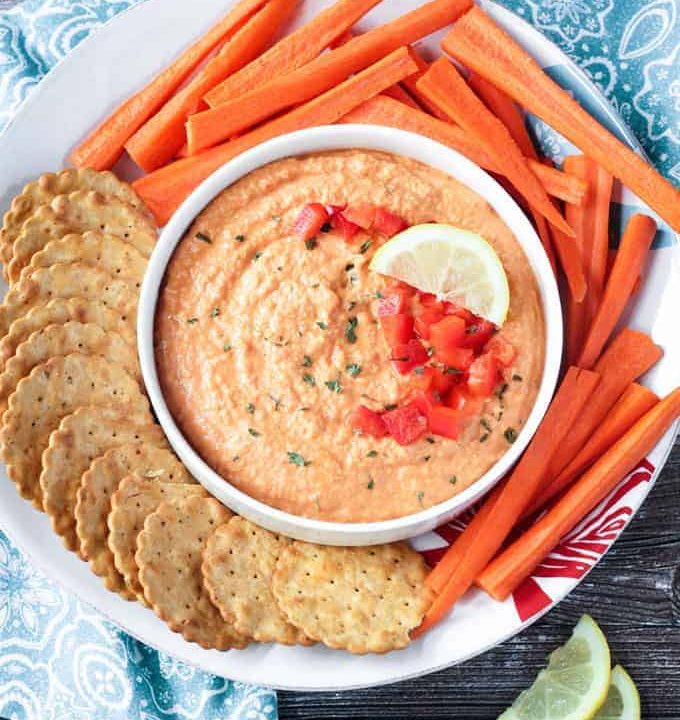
[425,437,436,444]
[367,450,378,458]
[480,432,490,443]
[449,475,458,485]
[305,238,317,250]
[375,291,384,299]
[416,491,425,507]
[303,373,316,387]
[345,363,362,377]
[223,343,232,352]
[423,455,431,462]
[324,378,343,394]
[186,317,198,325]
[248,427,260,437]
[504,427,518,444]
[234,234,246,242]
[287,451,310,467]
[512,374,523,382]
[316,321,328,330]
[195,231,212,243]
[302,355,313,367]
[367,477,375,490]
[384,403,397,411]
[253,251,262,262]
[246,403,255,414]
[345,316,358,344]
[359,240,372,254]
[211,307,220,318]
[480,418,492,432]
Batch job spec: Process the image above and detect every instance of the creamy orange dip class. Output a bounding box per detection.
[155,150,545,522]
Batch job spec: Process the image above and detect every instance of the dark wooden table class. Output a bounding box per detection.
[2,0,678,716]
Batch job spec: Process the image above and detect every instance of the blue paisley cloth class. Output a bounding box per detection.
[0,1,677,719]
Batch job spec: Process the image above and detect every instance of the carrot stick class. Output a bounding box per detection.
[126,0,297,172]
[442,6,680,232]
[399,48,450,120]
[69,0,268,170]
[133,48,419,224]
[549,327,662,481]
[202,0,383,110]
[416,58,574,237]
[414,367,600,635]
[577,214,657,370]
[524,383,659,517]
[467,73,558,271]
[340,95,586,206]
[425,484,503,594]
[478,388,680,601]
[186,0,472,151]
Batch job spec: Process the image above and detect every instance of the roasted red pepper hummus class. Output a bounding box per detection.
[155,150,545,522]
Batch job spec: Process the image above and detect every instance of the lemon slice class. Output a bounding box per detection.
[369,223,510,325]
[498,615,611,720]
[593,666,640,720]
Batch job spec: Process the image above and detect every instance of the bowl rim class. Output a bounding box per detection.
[138,124,563,545]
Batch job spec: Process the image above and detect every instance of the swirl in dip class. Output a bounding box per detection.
[155,150,545,522]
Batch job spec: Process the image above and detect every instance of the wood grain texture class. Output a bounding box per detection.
[1,0,678,715]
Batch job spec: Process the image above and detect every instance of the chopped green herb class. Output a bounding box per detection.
[345,363,362,377]
[345,316,358,344]
[480,432,490,443]
[246,403,255,414]
[359,240,372,254]
[416,491,425,507]
[480,418,492,432]
[316,321,328,330]
[384,403,398,411]
[265,337,289,347]
[248,428,260,437]
[269,394,283,411]
[232,455,240,462]
[298,406,310,412]
[512,374,523,382]
[253,251,262,261]
[186,317,198,325]
[302,373,316,387]
[496,383,509,400]
[366,450,378,458]
[195,231,212,243]
[271,215,282,223]
[504,427,518,444]
[367,477,375,490]
[423,455,431,462]
[375,291,384,299]
[305,238,317,250]
[223,343,232,352]
[302,355,313,367]
[321,222,332,233]
[234,234,246,242]
[449,475,458,485]
[324,378,343,394]
[345,263,355,272]
[425,436,436,444]
[210,307,220,318]
[444,366,462,375]
[347,300,357,311]
[287,451,310,467]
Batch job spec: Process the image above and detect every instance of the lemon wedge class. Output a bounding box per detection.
[593,666,640,720]
[498,615,611,720]
[369,223,510,325]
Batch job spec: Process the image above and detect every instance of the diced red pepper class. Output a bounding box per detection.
[377,289,410,317]
[349,405,388,439]
[428,406,462,441]
[419,293,443,311]
[414,308,444,340]
[293,203,329,241]
[382,402,428,445]
[330,211,359,241]
[446,386,483,417]
[390,339,429,375]
[342,202,375,229]
[373,207,408,237]
[459,318,497,351]
[410,366,435,391]
[485,334,516,367]
[444,301,475,323]
[379,313,414,348]
[467,353,500,398]
[430,315,467,351]
[435,345,474,371]
[410,388,443,416]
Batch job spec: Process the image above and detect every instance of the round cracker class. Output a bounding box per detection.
[136,495,249,649]
[202,517,310,645]
[76,443,193,598]
[108,475,204,603]
[0,322,140,413]
[1,169,146,272]
[0,298,135,372]
[271,542,433,654]
[19,231,147,286]
[0,353,148,508]
[8,190,156,282]
[41,405,164,552]
[0,263,138,336]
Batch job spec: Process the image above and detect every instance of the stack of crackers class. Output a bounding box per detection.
[0,169,432,654]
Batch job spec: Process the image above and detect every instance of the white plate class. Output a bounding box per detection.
[0,0,677,691]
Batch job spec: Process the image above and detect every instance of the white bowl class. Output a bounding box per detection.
[138,124,563,546]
